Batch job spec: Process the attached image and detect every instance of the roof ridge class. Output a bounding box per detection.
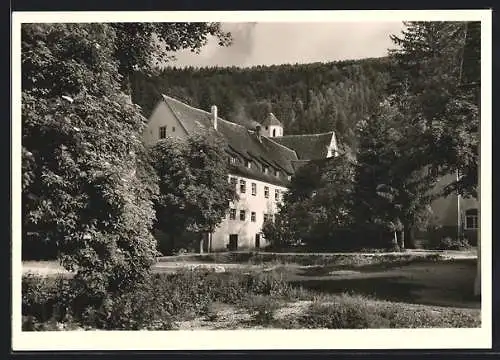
[162,94,251,132]
[276,131,335,138]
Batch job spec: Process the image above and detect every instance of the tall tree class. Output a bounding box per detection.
[354,99,438,250]
[21,22,232,295]
[22,24,158,296]
[389,21,479,198]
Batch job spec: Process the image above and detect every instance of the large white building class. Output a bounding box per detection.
[143,94,341,252]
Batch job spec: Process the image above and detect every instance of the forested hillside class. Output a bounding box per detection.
[131,57,395,148]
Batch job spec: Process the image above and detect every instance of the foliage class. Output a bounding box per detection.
[270,155,359,250]
[149,132,237,252]
[287,294,479,329]
[22,269,292,330]
[389,21,479,198]
[354,99,439,249]
[245,295,281,325]
[22,22,231,296]
[22,24,159,297]
[427,236,471,251]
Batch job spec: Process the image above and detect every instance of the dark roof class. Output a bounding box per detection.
[272,132,335,160]
[161,95,298,184]
[262,113,282,127]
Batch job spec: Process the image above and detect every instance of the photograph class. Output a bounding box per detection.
[11,9,491,351]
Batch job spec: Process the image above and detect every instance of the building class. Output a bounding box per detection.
[425,173,479,246]
[143,94,340,252]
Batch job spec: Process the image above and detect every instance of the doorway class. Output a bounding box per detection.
[255,234,261,249]
[228,234,238,251]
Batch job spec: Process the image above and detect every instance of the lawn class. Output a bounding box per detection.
[21,251,480,330]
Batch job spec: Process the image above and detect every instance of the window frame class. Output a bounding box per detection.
[251,212,256,222]
[229,208,236,220]
[159,126,167,139]
[264,186,269,198]
[251,183,257,196]
[240,179,246,193]
[239,210,246,221]
[464,209,479,230]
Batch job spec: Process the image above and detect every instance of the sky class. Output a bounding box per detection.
[171,22,406,68]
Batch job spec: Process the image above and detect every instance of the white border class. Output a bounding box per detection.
[11,9,493,351]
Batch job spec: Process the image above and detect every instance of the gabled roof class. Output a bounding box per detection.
[160,95,298,183]
[272,132,335,160]
[262,113,282,127]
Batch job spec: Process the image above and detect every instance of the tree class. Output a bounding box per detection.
[149,132,237,254]
[274,155,357,251]
[354,99,438,250]
[22,24,158,296]
[389,21,479,198]
[21,22,231,296]
[111,22,231,94]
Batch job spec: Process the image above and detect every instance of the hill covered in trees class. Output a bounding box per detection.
[131,57,395,149]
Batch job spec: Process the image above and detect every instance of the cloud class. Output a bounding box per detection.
[170,22,405,68]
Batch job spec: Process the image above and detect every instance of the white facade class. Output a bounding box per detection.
[264,124,283,138]
[143,101,187,146]
[210,175,287,250]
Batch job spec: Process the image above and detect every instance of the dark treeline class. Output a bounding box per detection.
[131,57,395,149]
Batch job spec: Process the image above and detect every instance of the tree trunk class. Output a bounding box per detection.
[199,234,204,254]
[399,229,405,251]
[391,230,398,250]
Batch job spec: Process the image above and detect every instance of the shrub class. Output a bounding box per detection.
[21,269,294,330]
[245,295,281,326]
[294,294,480,329]
[299,297,390,329]
[428,236,471,251]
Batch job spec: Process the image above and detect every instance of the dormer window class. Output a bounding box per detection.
[287,175,292,181]
[245,160,252,169]
[275,169,280,177]
[229,156,237,165]
[264,166,269,175]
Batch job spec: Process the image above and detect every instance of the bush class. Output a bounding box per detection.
[292,294,480,329]
[428,236,471,251]
[245,295,281,325]
[298,297,390,329]
[21,269,293,330]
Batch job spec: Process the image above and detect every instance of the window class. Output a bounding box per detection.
[240,180,246,193]
[172,126,176,132]
[230,177,237,189]
[229,208,236,220]
[264,167,269,175]
[264,186,269,198]
[251,183,257,196]
[275,189,280,202]
[240,210,246,221]
[159,126,166,139]
[272,129,276,137]
[465,208,478,230]
[275,169,280,177]
[263,213,269,223]
[287,175,292,181]
[251,212,256,222]
[229,156,237,165]
[245,160,252,169]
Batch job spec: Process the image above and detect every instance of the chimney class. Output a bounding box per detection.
[211,105,218,131]
[255,125,262,142]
